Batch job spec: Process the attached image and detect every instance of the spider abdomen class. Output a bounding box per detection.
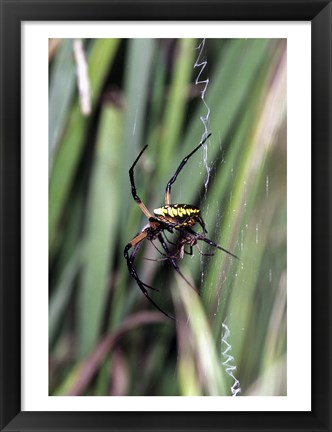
[153,204,200,227]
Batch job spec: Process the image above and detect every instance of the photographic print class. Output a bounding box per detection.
[49,37,287,397]
[2,0,330,427]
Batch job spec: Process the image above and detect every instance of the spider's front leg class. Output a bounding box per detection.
[128,145,154,219]
[164,133,211,204]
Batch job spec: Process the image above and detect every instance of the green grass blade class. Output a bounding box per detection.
[49,39,119,254]
[77,104,123,358]
[49,39,76,170]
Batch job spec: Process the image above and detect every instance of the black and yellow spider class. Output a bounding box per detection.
[124,133,238,320]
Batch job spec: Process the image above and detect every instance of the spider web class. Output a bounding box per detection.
[193,39,241,396]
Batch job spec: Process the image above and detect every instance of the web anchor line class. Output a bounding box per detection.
[221,321,241,396]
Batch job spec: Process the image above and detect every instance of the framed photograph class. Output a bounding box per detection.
[1,1,331,431]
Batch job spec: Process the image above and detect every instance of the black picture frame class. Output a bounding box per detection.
[0,1,331,431]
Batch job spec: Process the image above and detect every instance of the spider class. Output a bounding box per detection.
[124,133,239,320]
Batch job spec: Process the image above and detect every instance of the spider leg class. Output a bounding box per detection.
[157,234,199,294]
[165,133,211,205]
[149,217,174,234]
[185,227,239,260]
[124,236,159,292]
[129,145,153,218]
[185,245,194,256]
[195,243,215,257]
[124,234,175,320]
[177,248,193,257]
[197,215,208,234]
[164,232,194,257]
[144,240,170,261]
[145,238,187,261]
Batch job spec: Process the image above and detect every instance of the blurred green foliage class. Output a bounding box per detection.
[49,38,286,396]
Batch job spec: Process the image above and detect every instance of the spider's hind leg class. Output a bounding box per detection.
[124,238,175,320]
[157,234,199,294]
[124,241,159,292]
[185,227,239,260]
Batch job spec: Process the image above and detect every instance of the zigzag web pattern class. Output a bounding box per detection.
[221,321,241,396]
[194,38,211,190]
